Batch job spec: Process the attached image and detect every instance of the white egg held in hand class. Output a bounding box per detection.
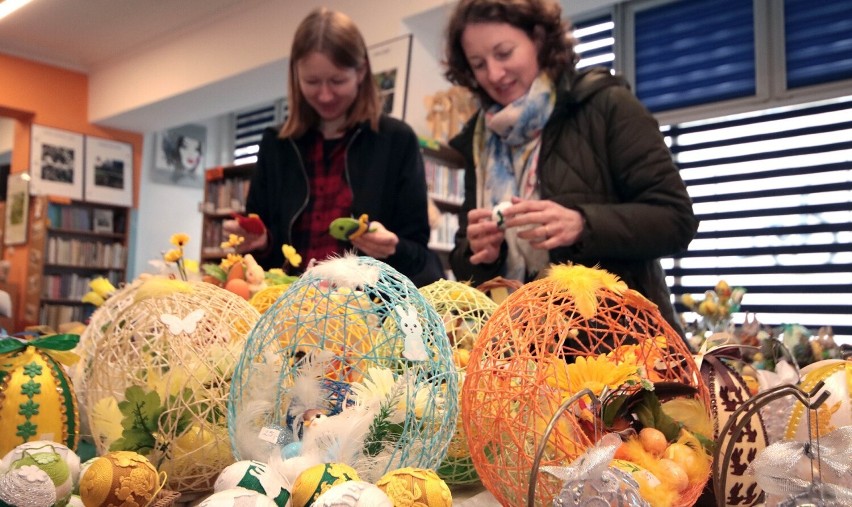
[491,201,512,229]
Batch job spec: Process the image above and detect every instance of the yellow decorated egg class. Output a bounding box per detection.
[375,467,452,507]
[785,359,852,441]
[291,462,360,507]
[78,451,162,507]
[0,345,80,457]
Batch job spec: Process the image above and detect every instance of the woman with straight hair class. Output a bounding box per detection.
[224,7,440,285]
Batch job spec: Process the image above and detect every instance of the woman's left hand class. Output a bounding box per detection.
[501,197,584,249]
[350,221,399,259]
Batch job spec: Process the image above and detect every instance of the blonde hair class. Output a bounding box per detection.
[280,8,381,138]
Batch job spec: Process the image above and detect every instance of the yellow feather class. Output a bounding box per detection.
[661,398,713,439]
[548,264,628,319]
[90,397,125,449]
[134,277,193,302]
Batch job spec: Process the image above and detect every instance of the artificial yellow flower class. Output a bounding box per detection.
[220,253,243,271]
[89,277,116,299]
[546,354,640,399]
[282,244,302,267]
[163,249,182,263]
[170,232,190,247]
[81,291,105,306]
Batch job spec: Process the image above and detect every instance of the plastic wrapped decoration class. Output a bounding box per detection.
[419,279,498,485]
[716,381,852,505]
[229,254,458,483]
[461,264,710,507]
[84,278,260,493]
[68,279,143,442]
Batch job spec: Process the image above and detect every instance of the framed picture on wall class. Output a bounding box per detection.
[369,34,412,120]
[29,125,84,200]
[4,173,29,246]
[84,136,133,206]
[152,123,206,188]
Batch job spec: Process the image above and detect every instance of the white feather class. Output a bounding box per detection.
[299,402,380,467]
[233,399,280,461]
[305,252,381,289]
[287,349,335,428]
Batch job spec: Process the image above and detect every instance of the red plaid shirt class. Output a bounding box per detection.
[291,131,352,267]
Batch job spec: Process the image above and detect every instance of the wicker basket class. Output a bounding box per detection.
[150,489,181,507]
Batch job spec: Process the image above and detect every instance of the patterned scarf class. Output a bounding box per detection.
[475,74,556,280]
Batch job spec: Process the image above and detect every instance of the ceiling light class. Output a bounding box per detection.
[0,0,34,21]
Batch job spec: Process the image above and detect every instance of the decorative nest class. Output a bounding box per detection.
[248,284,290,314]
[229,255,458,483]
[419,279,498,485]
[84,278,260,493]
[461,264,710,507]
[475,276,523,304]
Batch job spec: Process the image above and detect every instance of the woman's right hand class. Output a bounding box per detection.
[222,219,269,252]
[467,208,504,265]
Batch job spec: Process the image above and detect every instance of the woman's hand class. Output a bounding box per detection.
[222,219,269,252]
[467,208,505,264]
[351,221,398,259]
[502,197,584,249]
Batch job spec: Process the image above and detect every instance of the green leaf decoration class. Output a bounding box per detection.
[202,263,228,282]
[110,428,156,454]
[119,386,164,431]
[601,394,630,428]
[633,390,682,442]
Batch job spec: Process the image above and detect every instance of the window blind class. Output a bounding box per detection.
[233,102,280,165]
[573,15,614,70]
[634,0,755,112]
[785,0,852,89]
[664,95,852,341]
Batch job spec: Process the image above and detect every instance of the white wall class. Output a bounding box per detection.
[128,115,231,279]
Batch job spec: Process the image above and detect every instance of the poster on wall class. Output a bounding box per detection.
[4,173,29,246]
[29,124,84,200]
[84,136,133,206]
[369,34,412,120]
[152,123,206,188]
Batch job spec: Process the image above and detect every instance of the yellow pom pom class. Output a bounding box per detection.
[376,467,452,507]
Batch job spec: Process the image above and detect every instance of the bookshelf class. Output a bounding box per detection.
[33,197,129,330]
[421,139,465,277]
[200,163,255,263]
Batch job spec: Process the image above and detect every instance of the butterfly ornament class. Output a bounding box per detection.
[160,309,205,335]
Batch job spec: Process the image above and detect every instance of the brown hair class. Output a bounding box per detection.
[443,0,576,105]
[280,8,381,138]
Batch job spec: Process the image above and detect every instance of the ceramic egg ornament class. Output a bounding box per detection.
[214,460,291,506]
[0,334,81,457]
[312,480,392,507]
